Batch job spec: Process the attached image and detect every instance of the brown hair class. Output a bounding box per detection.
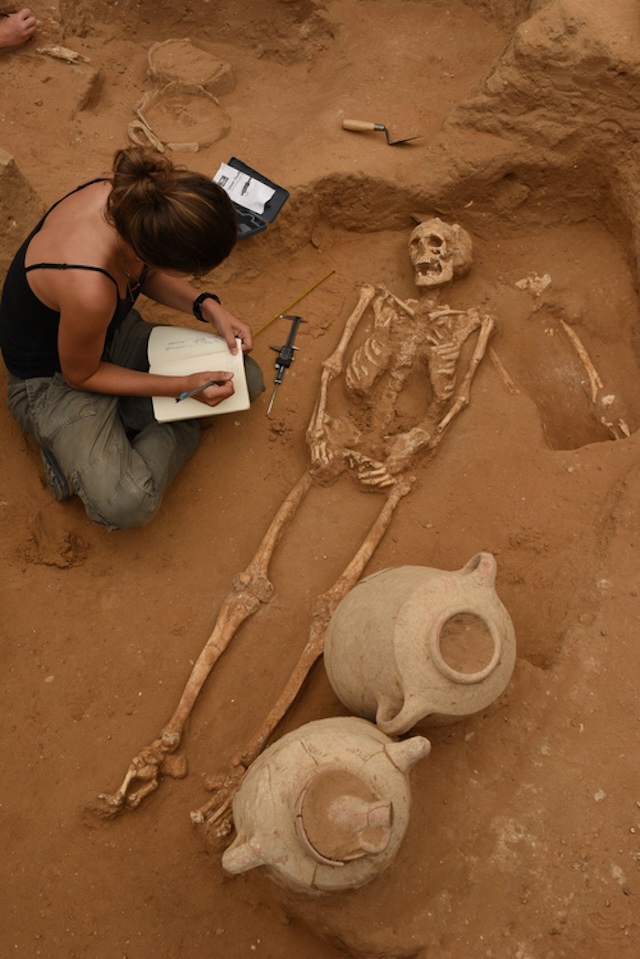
[105,146,237,274]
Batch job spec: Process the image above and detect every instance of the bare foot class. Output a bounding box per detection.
[0,8,37,49]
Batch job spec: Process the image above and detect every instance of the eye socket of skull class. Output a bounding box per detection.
[409,218,473,288]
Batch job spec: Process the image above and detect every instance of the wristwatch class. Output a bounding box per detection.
[192,292,221,322]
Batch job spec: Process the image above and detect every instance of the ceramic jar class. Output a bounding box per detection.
[222,716,430,894]
[323,552,516,735]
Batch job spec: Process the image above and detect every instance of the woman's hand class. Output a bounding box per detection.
[201,299,254,355]
[140,271,255,355]
[182,370,235,407]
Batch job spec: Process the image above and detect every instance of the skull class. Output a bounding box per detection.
[409,217,473,288]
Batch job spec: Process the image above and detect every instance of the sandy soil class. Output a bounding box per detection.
[1,1,640,957]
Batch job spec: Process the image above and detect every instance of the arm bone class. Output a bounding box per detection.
[307,284,376,440]
[432,314,495,440]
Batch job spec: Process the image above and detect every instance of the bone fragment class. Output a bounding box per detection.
[382,287,417,318]
[489,346,521,394]
[37,45,89,63]
[560,320,603,402]
[558,320,632,441]
[515,272,551,296]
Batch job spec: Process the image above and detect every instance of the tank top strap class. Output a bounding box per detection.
[40,177,109,221]
[24,262,120,295]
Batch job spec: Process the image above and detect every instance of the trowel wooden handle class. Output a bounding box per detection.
[342,119,380,132]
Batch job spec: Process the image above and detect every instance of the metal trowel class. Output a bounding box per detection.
[342,118,422,145]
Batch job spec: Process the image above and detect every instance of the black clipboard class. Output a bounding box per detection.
[218,157,289,240]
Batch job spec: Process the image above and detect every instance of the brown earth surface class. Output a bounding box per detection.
[1,1,640,957]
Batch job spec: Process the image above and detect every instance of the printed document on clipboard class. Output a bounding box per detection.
[213,157,289,239]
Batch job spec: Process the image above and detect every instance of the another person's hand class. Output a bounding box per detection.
[0,8,38,49]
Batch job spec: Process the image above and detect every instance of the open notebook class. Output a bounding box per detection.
[148,325,249,423]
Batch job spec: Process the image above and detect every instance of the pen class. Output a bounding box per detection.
[175,378,230,403]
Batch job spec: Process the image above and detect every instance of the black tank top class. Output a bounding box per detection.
[0,178,147,378]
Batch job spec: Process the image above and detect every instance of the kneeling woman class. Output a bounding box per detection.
[0,146,264,529]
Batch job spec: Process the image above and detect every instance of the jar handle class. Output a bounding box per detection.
[462,551,497,586]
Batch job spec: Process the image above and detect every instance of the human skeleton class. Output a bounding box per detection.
[98,217,497,826]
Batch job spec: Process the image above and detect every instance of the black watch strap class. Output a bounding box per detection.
[192,292,221,321]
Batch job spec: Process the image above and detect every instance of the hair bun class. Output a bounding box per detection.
[112,146,177,204]
[106,143,237,273]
